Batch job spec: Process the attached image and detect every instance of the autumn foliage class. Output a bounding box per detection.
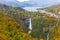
[0,13,35,40]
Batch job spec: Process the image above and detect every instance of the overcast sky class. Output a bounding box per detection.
[0,0,60,7]
[0,0,60,11]
[0,0,29,2]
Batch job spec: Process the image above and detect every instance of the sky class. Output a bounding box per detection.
[0,0,60,7]
[0,0,60,11]
[0,0,29,2]
[17,0,29,2]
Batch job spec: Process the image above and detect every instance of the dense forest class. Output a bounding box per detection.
[0,4,60,40]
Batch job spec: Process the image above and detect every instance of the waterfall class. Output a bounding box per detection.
[28,18,32,34]
[47,33,49,40]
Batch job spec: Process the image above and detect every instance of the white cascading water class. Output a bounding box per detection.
[28,18,32,34]
[47,33,49,40]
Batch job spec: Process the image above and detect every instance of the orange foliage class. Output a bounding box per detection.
[0,33,8,40]
[54,27,60,40]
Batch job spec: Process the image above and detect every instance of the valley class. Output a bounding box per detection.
[0,4,60,40]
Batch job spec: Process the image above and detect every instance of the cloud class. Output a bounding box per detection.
[4,0,16,2]
[7,0,13,1]
[0,0,60,7]
[4,0,29,2]
[17,0,29,2]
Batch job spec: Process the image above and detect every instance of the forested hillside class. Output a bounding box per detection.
[0,12,38,40]
[0,4,60,40]
[45,4,60,15]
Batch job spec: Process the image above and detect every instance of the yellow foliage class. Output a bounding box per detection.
[0,13,37,40]
[53,27,60,40]
[40,38,43,40]
[54,37,60,40]
[57,27,60,34]
[0,33,8,40]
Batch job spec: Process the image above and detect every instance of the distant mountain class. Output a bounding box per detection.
[45,4,60,14]
[0,1,35,8]
[37,4,60,15]
[0,3,25,11]
[23,7,42,12]
[0,4,29,31]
